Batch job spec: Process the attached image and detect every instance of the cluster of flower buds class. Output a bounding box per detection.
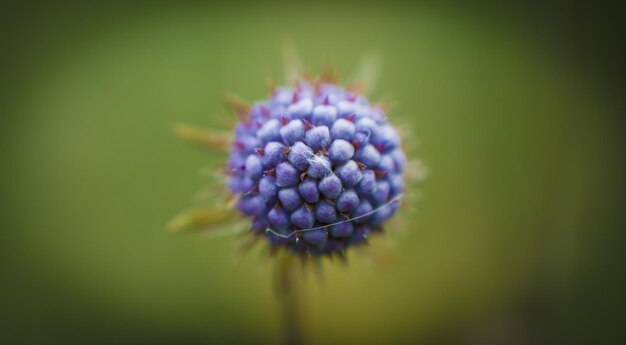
[227,81,406,255]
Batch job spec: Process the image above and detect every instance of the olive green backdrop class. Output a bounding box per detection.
[1,2,624,344]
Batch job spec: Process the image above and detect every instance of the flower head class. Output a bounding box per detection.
[227,81,406,255]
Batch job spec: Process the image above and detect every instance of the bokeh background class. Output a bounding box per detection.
[2,1,624,344]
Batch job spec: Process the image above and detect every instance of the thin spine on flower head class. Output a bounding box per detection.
[265,193,404,239]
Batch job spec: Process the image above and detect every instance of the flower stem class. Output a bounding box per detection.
[275,252,307,345]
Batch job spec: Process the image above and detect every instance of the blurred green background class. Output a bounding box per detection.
[2,2,624,344]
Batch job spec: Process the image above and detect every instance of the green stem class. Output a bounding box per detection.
[275,253,306,345]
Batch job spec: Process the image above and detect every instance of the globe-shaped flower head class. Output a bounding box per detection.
[227,81,406,255]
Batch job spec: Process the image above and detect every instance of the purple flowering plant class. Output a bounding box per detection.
[170,48,422,260]
[169,46,423,344]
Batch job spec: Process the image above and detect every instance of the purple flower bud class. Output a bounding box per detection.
[276,162,299,187]
[257,119,282,143]
[351,200,374,224]
[377,154,395,173]
[353,131,370,147]
[356,169,377,195]
[388,174,404,195]
[268,207,289,231]
[330,220,353,238]
[278,187,302,211]
[306,154,332,179]
[287,98,313,119]
[244,154,263,180]
[227,175,254,193]
[355,117,381,141]
[349,226,368,244]
[273,87,294,105]
[319,174,342,199]
[370,180,390,206]
[258,175,278,202]
[336,160,363,187]
[315,200,337,223]
[298,178,320,203]
[304,126,331,151]
[390,148,407,172]
[316,84,344,104]
[330,118,356,141]
[336,189,360,213]
[237,195,266,216]
[372,124,400,150]
[227,152,245,170]
[312,105,337,127]
[262,142,285,168]
[290,205,315,229]
[280,119,305,146]
[355,144,381,167]
[250,216,269,233]
[236,135,261,154]
[287,141,313,171]
[302,228,328,245]
[328,139,355,164]
[336,100,358,117]
[371,203,397,226]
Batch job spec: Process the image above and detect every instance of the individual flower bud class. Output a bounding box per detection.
[335,160,363,187]
[287,98,313,119]
[355,144,381,167]
[370,180,391,206]
[278,187,302,211]
[258,175,278,202]
[257,118,282,143]
[290,205,315,229]
[268,207,290,231]
[280,119,305,146]
[287,141,314,171]
[356,169,377,195]
[315,200,337,224]
[244,154,263,180]
[336,189,360,213]
[276,162,299,187]
[330,220,353,238]
[312,104,337,127]
[262,142,285,168]
[298,178,320,203]
[304,126,331,151]
[330,118,356,141]
[351,200,374,224]
[302,228,328,245]
[377,154,395,173]
[328,139,355,164]
[319,174,343,200]
[306,154,332,179]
